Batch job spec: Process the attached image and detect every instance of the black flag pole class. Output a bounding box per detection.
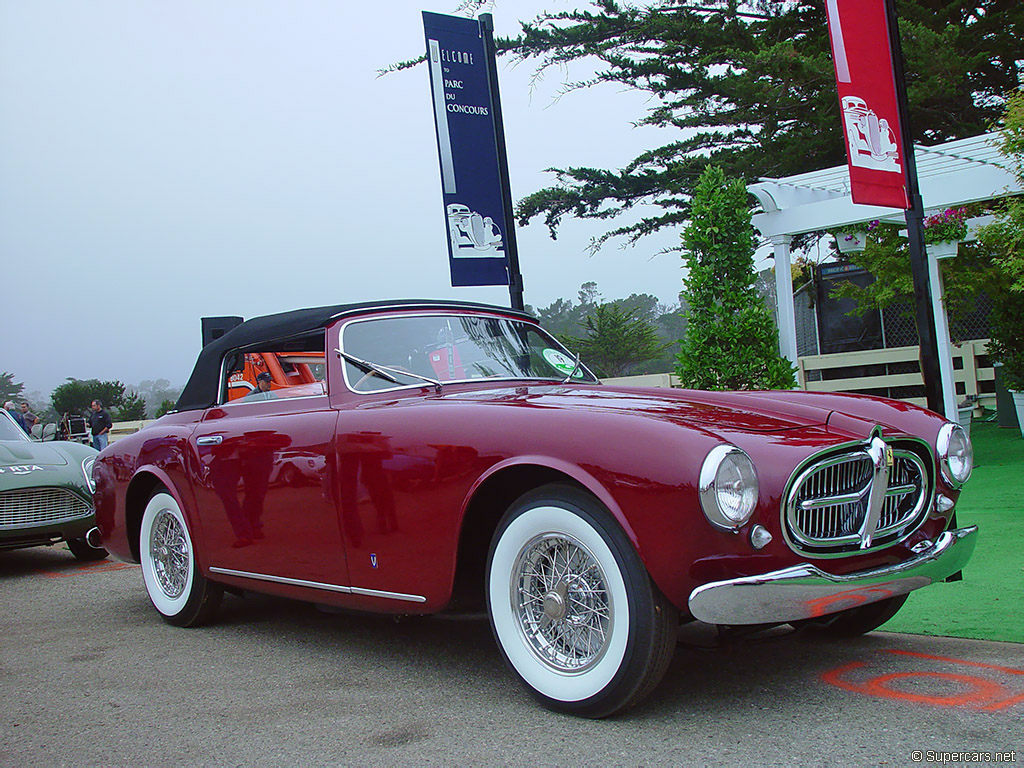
[479,13,525,312]
[884,0,946,417]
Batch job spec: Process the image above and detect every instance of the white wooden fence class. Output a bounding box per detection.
[603,339,995,410]
[797,339,993,409]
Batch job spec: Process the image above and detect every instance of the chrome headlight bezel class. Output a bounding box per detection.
[699,444,759,531]
[937,423,973,488]
[81,456,97,494]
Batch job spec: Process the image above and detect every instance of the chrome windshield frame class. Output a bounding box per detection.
[336,311,599,395]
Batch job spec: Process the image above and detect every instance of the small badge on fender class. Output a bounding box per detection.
[370,553,378,568]
[886,446,894,468]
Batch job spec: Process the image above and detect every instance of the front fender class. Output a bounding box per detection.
[462,455,643,551]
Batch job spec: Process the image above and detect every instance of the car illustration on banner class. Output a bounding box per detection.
[842,95,900,171]
[1,408,107,560]
[92,300,977,717]
[446,203,504,256]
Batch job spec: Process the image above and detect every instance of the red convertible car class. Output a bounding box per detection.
[93,300,977,717]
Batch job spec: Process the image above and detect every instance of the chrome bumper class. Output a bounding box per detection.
[687,526,978,625]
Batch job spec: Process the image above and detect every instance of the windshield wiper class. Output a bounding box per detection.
[562,353,584,384]
[336,350,443,393]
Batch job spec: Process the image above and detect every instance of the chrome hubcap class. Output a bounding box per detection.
[512,532,612,673]
[150,509,189,599]
[543,585,567,622]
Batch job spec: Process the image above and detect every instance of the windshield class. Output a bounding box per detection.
[0,410,30,441]
[340,313,597,393]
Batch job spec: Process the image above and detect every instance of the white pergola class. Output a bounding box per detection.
[748,132,1022,420]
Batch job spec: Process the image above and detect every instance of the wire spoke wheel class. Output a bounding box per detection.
[150,508,190,599]
[514,533,611,673]
[140,488,222,627]
[488,483,677,718]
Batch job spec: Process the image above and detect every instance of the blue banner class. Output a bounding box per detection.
[423,12,511,287]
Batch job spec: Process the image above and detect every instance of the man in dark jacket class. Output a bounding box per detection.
[89,400,112,451]
[4,401,28,433]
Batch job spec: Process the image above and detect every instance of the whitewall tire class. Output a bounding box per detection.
[487,484,677,718]
[140,489,222,627]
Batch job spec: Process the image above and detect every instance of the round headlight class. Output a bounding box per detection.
[937,423,973,487]
[699,445,759,530]
[82,457,97,494]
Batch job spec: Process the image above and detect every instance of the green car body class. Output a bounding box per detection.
[0,409,108,560]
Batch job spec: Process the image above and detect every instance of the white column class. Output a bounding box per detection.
[771,235,799,369]
[926,246,959,421]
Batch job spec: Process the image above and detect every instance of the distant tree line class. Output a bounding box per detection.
[4,373,182,426]
[528,282,686,378]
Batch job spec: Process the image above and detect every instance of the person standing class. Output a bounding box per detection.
[89,400,112,451]
[20,402,38,434]
[4,401,28,433]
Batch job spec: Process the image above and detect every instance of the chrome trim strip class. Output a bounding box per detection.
[348,586,427,602]
[859,435,890,548]
[688,526,977,625]
[208,567,427,603]
[326,302,534,325]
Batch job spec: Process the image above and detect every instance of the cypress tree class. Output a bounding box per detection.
[675,166,795,390]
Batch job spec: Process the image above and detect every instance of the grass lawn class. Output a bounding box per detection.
[880,419,1024,644]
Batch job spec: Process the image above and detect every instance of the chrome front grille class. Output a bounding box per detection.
[0,488,93,529]
[785,440,930,555]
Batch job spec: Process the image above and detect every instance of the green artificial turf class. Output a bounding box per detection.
[880,419,1024,644]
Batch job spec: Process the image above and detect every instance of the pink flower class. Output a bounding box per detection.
[923,207,968,244]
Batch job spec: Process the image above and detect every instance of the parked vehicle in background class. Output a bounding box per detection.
[0,408,107,560]
[223,351,325,402]
[93,300,977,717]
[57,413,92,444]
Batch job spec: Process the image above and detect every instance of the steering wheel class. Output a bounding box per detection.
[354,370,384,390]
[353,365,413,391]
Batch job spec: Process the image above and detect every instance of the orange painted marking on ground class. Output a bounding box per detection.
[861,671,1004,707]
[820,661,869,694]
[981,691,1024,712]
[883,649,1024,677]
[40,561,138,578]
[821,649,1024,712]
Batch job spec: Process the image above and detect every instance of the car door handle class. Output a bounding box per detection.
[196,435,223,446]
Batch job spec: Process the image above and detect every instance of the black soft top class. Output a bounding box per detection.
[175,299,533,412]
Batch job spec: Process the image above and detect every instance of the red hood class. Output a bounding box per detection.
[444,384,836,433]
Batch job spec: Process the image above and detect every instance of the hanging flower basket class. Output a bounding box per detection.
[835,230,867,254]
[923,207,968,245]
[926,240,959,259]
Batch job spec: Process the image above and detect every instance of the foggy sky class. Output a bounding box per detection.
[1,1,687,397]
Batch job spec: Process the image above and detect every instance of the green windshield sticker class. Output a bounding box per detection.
[542,348,583,377]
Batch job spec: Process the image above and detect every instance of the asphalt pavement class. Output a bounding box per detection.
[2,546,1021,767]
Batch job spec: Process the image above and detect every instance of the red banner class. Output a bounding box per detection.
[824,0,910,209]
